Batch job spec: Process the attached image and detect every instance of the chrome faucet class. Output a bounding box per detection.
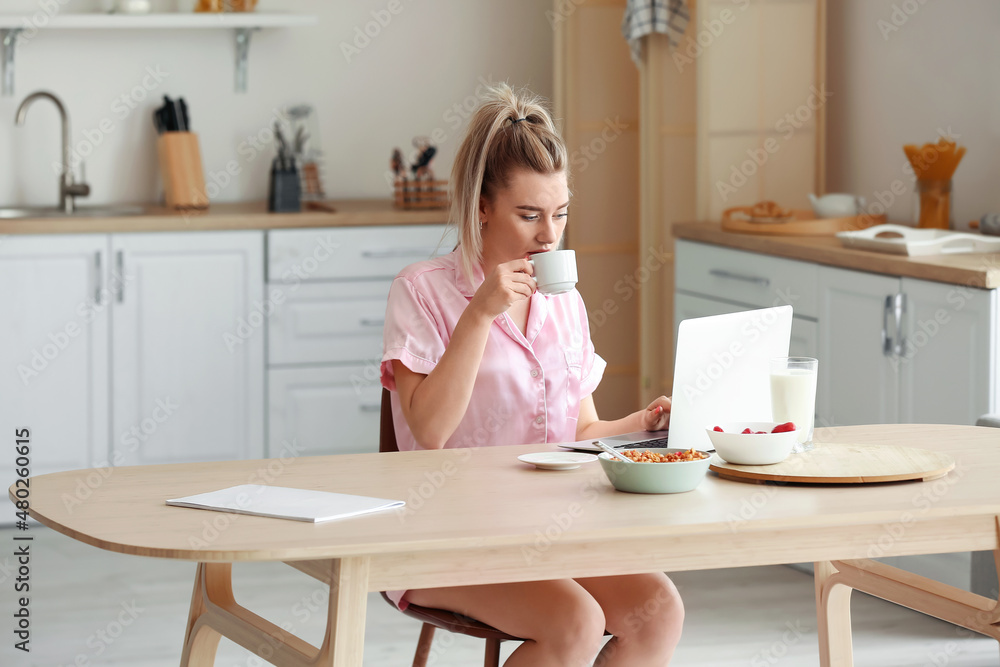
[15,91,90,214]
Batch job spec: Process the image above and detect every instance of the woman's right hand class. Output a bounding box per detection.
[469,258,535,320]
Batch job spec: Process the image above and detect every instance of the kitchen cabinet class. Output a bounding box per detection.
[898,277,996,425]
[1,231,264,494]
[676,239,998,426]
[0,235,109,489]
[269,366,382,458]
[111,231,265,466]
[674,239,819,360]
[816,267,901,426]
[266,224,452,457]
[676,238,999,590]
[818,265,996,427]
[552,0,644,418]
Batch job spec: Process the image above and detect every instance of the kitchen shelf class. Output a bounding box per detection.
[0,12,318,95]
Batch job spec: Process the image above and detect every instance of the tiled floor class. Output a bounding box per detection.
[1,525,997,666]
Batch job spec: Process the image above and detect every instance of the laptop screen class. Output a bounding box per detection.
[668,306,793,451]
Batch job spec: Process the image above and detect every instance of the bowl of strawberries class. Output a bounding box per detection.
[705,421,800,465]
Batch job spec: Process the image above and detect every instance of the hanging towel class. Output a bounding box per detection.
[621,0,690,65]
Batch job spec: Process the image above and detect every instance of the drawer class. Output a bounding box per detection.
[268,366,382,456]
[675,239,818,318]
[269,281,389,365]
[674,292,817,357]
[268,225,455,282]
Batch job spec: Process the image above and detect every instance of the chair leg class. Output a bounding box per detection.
[484,638,502,667]
[412,623,435,667]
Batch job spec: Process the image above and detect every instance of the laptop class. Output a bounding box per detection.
[559,305,793,453]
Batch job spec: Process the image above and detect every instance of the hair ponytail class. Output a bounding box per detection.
[450,82,568,281]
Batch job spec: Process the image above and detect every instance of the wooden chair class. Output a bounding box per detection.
[378,388,523,667]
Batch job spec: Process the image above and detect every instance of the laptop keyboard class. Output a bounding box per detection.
[616,436,670,448]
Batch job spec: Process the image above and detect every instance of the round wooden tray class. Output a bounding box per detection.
[721,208,886,236]
[709,443,955,484]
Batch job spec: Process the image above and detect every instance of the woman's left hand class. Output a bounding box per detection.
[641,396,671,431]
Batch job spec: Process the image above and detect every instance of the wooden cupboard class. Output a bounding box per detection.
[555,0,826,405]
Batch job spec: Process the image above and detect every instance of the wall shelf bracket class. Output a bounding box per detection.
[234,27,257,94]
[2,28,24,97]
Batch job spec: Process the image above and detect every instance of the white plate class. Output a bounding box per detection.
[517,452,598,471]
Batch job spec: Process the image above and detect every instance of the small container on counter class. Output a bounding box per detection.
[914,179,952,230]
[268,160,301,213]
[157,132,209,210]
[903,139,965,230]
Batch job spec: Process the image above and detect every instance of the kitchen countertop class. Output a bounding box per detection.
[0,199,449,235]
[673,222,1000,289]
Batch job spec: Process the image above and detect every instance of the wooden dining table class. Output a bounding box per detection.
[12,424,1000,666]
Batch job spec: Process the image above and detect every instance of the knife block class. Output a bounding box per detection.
[157,132,209,210]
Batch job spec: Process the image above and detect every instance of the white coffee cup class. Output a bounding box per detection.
[528,249,578,296]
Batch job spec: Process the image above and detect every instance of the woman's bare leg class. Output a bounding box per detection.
[576,572,684,666]
[405,579,607,667]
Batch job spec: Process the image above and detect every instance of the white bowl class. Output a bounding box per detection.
[705,422,800,465]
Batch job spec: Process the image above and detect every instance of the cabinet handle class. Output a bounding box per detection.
[881,295,892,356]
[361,248,438,259]
[708,269,770,288]
[882,293,906,357]
[359,318,385,328]
[94,251,103,305]
[115,251,124,303]
[892,292,906,357]
[358,403,381,413]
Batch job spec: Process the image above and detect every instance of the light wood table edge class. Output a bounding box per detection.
[15,486,999,568]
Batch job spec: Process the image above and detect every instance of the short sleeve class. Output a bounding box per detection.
[380,277,446,391]
[576,291,606,397]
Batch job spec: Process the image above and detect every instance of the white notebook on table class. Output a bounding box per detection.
[166,484,405,523]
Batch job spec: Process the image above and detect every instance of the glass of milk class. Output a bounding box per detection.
[769,357,818,453]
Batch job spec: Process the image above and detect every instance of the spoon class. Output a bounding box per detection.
[597,441,633,463]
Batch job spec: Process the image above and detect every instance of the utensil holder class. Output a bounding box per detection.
[194,0,257,11]
[393,178,449,210]
[157,132,209,210]
[268,161,301,213]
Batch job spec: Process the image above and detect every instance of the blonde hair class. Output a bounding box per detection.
[450,82,568,281]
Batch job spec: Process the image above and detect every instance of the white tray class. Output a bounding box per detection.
[836,224,1000,257]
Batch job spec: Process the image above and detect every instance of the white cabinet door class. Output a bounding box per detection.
[269,366,382,457]
[0,236,110,482]
[111,232,264,465]
[898,278,996,425]
[818,266,901,426]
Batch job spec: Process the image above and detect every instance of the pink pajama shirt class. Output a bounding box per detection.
[380,248,605,608]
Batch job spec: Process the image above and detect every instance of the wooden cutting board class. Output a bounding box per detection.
[709,443,955,484]
[721,208,886,236]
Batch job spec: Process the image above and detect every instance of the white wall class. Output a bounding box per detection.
[0,0,554,207]
[826,0,1000,229]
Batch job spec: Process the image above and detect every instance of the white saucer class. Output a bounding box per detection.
[517,452,598,471]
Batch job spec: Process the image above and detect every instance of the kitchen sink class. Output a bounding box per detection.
[0,205,147,219]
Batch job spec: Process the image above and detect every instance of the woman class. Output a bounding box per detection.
[381,83,683,666]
